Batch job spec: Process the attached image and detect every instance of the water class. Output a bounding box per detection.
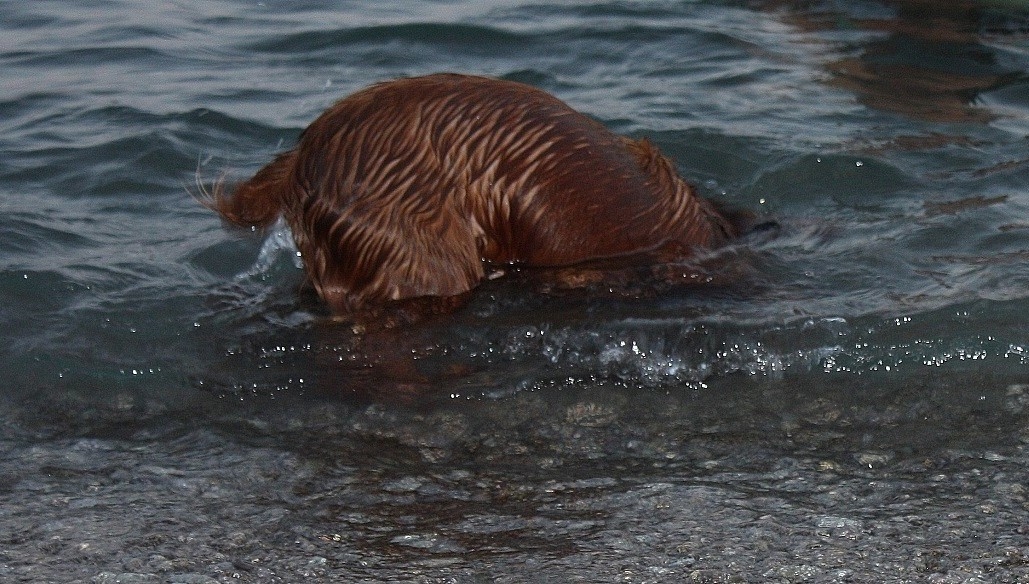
[2,0,1029,581]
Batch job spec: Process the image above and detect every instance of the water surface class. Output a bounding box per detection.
[2,1,1029,582]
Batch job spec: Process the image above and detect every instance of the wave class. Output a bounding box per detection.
[247,22,530,55]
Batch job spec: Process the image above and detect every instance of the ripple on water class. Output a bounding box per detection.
[2,1,1029,579]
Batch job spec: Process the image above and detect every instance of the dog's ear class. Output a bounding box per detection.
[204,151,297,228]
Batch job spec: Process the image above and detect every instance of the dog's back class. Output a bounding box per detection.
[210,74,740,313]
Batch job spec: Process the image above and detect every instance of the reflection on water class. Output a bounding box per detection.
[770,0,1028,121]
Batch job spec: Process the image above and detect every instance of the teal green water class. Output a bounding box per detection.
[4,1,1028,403]
[2,1,1029,581]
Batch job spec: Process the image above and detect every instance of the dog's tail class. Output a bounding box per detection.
[203,150,297,228]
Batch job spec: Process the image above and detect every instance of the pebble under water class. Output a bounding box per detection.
[2,1,1029,582]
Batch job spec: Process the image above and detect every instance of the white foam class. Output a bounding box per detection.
[238,217,303,279]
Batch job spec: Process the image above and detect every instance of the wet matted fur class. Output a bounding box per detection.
[209,73,744,314]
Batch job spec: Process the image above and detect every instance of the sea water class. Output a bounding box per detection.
[2,1,1029,581]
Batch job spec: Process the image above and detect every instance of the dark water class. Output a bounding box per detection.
[3,1,1029,582]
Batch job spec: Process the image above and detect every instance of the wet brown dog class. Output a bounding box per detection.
[210,73,746,316]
